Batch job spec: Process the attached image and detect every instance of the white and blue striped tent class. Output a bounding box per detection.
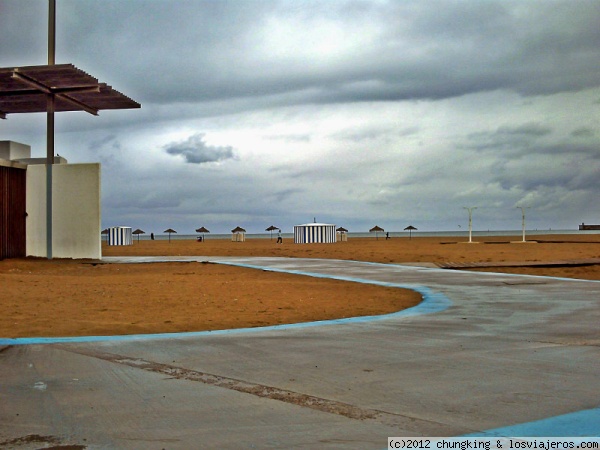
[108,226,133,246]
[294,223,336,244]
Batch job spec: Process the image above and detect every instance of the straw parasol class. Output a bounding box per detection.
[404,225,417,239]
[369,225,384,240]
[265,225,279,240]
[164,228,177,243]
[132,228,145,243]
[231,226,246,233]
[101,228,109,243]
[195,227,210,241]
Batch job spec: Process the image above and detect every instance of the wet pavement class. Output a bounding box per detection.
[1,257,599,449]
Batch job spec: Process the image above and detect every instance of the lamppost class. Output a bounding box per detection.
[517,206,530,242]
[463,206,477,243]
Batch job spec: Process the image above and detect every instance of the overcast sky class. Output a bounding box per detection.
[1,0,599,234]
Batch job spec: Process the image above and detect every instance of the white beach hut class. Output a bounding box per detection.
[108,226,133,246]
[294,223,336,244]
[231,226,246,242]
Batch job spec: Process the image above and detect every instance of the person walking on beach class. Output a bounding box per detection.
[276,230,283,244]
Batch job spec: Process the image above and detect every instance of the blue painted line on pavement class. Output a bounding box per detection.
[0,261,451,346]
[463,405,600,437]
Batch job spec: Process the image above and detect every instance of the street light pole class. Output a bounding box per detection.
[463,207,477,243]
[517,206,530,242]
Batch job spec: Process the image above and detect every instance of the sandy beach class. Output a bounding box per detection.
[2,234,598,338]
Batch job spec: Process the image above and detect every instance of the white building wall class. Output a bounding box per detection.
[26,163,101,259]
[25,166,47,255]
[0,141,31,160]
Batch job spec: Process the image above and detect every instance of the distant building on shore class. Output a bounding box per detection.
[579,223,600,230]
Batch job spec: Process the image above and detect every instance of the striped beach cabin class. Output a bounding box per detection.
[294,223,336,244]
[108,226,133,246]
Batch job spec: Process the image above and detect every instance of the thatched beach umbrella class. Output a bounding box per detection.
[369,225,384,240]
[404,225,417,240]
[101,228,109,243]
[231,226,246,233]
[164,228,177,243]
[196,226,210,241]
[265,225,279,240]
[132,228,145,243]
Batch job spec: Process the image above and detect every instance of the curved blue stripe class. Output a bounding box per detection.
[0,262,451,346]
[463,406,600,437]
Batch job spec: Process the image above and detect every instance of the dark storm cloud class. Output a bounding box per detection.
[6,0,598,111]
[3,0,599,233]
[164,133,235,164]
[464,122,600,165]
[489,138,600,192]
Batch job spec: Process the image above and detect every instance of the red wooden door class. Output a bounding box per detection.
[0,165,26,259]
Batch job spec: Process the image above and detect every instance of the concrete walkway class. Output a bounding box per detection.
[1,256,599,449]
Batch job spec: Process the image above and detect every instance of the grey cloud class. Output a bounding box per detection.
[105,190,183,210]
[267,188,304,204]
[333,126,419,143]
[491,146,600,192]
[571,127,596,138]
[497,123,553,137]
[537,143,600,158]
[83,134,125,169]
[164,133,235,164]
[0,1,47,64]
[470,122,553,140]
[3,0,599,233]
[9,0,596,110]
[88,134,119,152]
[264,134,311,143]
[465,122,553,152]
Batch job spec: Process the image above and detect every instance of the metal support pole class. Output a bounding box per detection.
[46,95,54,259]
[48,0,55,65]
[46,0,56,259]
[464,206,477,243]
[517,206,529,242]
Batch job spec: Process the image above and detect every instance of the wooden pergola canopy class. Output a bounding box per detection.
[0,63,140,119]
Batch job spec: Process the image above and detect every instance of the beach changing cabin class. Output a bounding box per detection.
[108,226,133,246]
[294,223,336,243]
[231,226,246,242]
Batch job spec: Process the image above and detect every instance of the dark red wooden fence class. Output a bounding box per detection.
[0,165,26,259]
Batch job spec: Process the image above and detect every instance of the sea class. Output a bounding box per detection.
[124,229,599,241]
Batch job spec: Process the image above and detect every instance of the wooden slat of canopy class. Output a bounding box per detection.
[0,64,140,117]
